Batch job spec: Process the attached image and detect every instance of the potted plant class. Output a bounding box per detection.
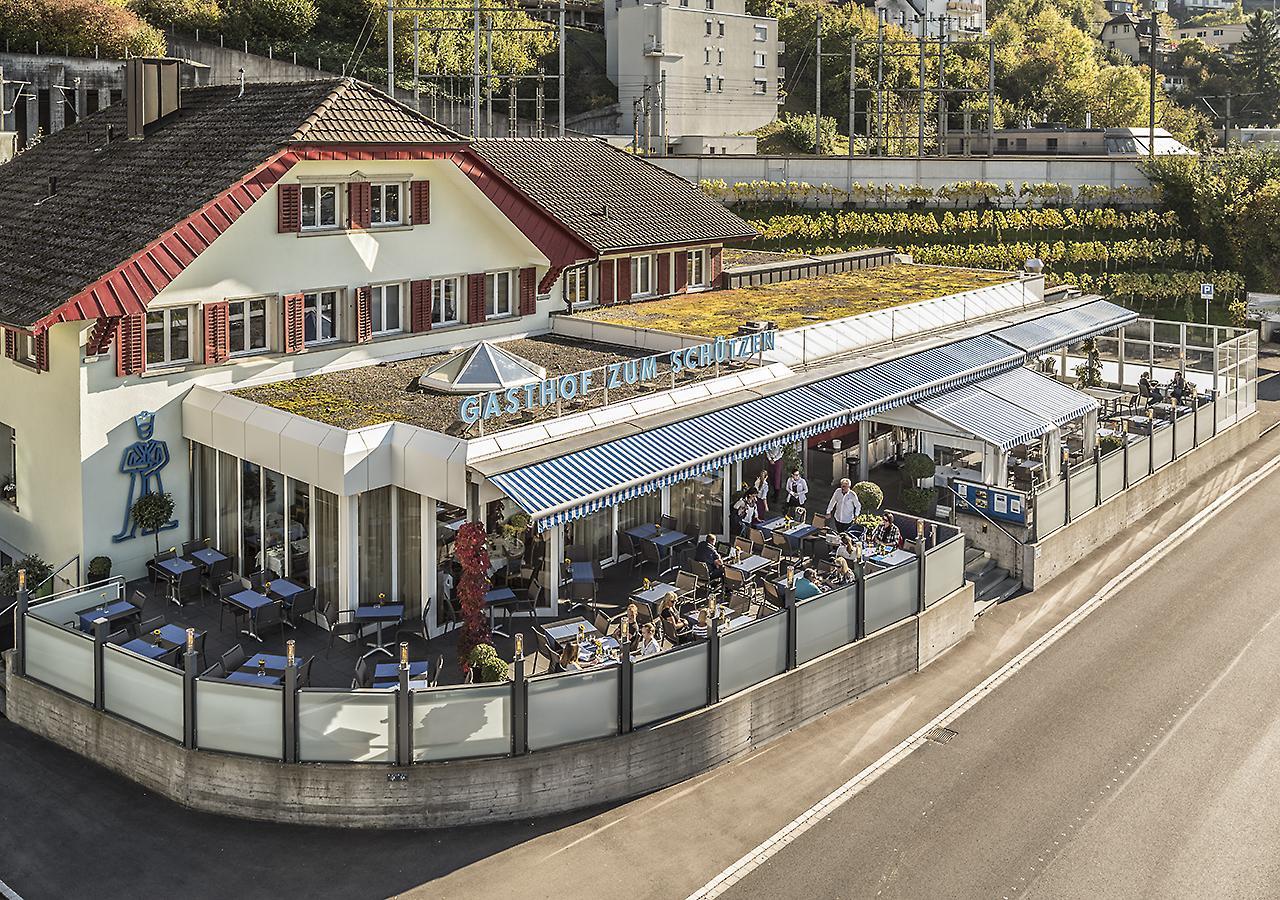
[87,555,112,582]
[901,486,936,518]
[0,554,53,599]
[130,491,176,559]
[1098,434,1125,456]
[454,522,493,673]
[0,476,15,504]
[467,643,509,683]
[900,452,936,486]
[851,481,883,514]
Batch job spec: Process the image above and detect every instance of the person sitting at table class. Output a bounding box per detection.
[690,607,711,640]
[732,489,761,537]
[829,557,855,587]
[623,602,643,634]
[696,534,726,580]
[659,592,690,638]
[793,568,823,600]
[559,641,584,672]
[784,467,809,508]
[873,512,903,548]
[1170,370,1188,402]
[638,622,662,657]
[825,478,862,532]
[753,470,771,518]
[835,532,862,563]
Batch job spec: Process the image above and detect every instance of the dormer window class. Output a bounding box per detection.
[301,184,339,230]
[370,183,403,226]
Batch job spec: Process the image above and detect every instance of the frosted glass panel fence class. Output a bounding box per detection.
[1195,404,1214,444]
[1217,392,1237,427]
[197,679,283,759]
[1069,463,1097,518]
[1035,480,1066,538]
[924,536,965,607]
[103,647,184,741]
[298,689,395,763]
[1099,451,1125,501]
[796,584,858,664]
[1174,416,1193,457]
[865,560,918,634]
[1152,426,1174,469]
[412,683,511,761]
[719,612,787,697]
[24,616,94,703]
[30,583,122,630]
[633,641,708,726]
[1126,436,1151,484]
[527,668,619,751]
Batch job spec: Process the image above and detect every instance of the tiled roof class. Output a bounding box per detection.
[470,138,757,253]
[0,79,465,329]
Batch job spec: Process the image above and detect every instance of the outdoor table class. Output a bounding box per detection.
[157,557,197,605]
[728,554,772,577]
[541,616,600,652]
[122,623,203,662]
[373,660,430,688]
[568,562,594,583]
[578,636,622,666]
[355,603,405,658]
[226,653,291,686]
[228,589,277,642]
[482,588,519,639]
[190,547,228,569]
[683,612,753,633]
[266,578,305,601]
[867,548,916,568]
[626,524,690,551]
[632,581,679,607]
[758,518,819,549]
[1119,415,1158,434]
[77,599,139,633]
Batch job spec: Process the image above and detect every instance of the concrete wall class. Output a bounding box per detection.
[649,154,1153,192]
[3,582,973,828]
[166,38,333,86]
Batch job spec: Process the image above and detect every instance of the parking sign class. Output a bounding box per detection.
[1201,283,1214,300]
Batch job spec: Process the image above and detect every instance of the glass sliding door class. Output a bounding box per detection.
[358,486,393,603]
[288,479,311,583]
[241,462,262,575]
[564,506,612,565]
[217,451,239,570]
[434,502,466,627]
[397,488,422,613]
[669,468,726,539]
[313,488,339,614]
[261,468,286,579]
[194,443,217,545]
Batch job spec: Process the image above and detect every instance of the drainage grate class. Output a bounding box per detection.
[925,726,958,745]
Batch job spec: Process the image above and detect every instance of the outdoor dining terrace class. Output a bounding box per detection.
[9,509,968,768]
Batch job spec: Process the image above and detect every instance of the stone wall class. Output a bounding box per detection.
[3,582,972,828]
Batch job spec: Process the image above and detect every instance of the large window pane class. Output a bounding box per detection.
[195,443,217,545]
[435,502,466,627]
[358,486,393,603]
[262,468,286,579]
[564,506,612,564]
[242,461,262,575]
[397,488,422,615]
[313,488,339,613]
[289,479,311,583]
[617,492,662,536]
[217,451,238,569]
[670,468,726,538]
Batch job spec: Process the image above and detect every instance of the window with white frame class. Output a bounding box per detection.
[300,184,339,229]
[145,307,192,367]
[370,283,403,334]
[717,47,724,64]
[717,76,724,92]
[565,266,591,306]
[486,271,513,317]
[754,50,767,67]
[754,78,768,94]
[705,47,711,63]
[754,23,768,41]
[631,255,654,297]
[705,76,713,92]
[0,421,15,507]
[302,290,339,344]
[370,183,403,226]
[718,20,725,35]
[433,277,461,325]
[687,249,707,287]
[705,18,713,34]
[228,297,269,355]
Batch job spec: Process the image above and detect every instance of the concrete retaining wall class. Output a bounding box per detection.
[3,583,973,828]
[723,248,894,289]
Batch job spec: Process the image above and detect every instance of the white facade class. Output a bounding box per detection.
[605,0,780,151]
[1173,22,1248,53]
[876,0,986,37]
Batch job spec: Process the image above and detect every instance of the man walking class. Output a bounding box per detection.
[825,477,861,532]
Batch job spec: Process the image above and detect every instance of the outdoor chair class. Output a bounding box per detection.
[733,537,754,557]
[285,586,318,628]
[616,530,639,574]
[761,545,784,575]
[174,567,201,607]
[146,548,177,585]
[181,540,204,559]
[429,655,445,687]
[245,570,266,592]
[395,607,427,643]
[296,656,314,688]
[220,644,247,674]
[253,600,285,638]
[515,578,543,622]
[747,527,768,549]
[593,610,612,637]
[639,540,678,580]
[565,545,590,564]
[107,628,129,645]
[202,660,227,679]
[675,525,701,568]
[675,570,701,602]
[323,596,364,656]
[397,632,432,662]
[762,578,786,608]
[202,556,233,601]
[660,615,683,647]
[133,615,164,640]
[811,513,829,532]
[353,656,374,688]
[689,559,714,587]
[660,514,678,531]
[218,580,246,632]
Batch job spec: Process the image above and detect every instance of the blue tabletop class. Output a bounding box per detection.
[190,547,228,567]
[569,562,594,583]
[541,617,600,648]
[354,603,404,621]
[633,582,678,605]
[374,661,430,680]
[121,638,174,660]
[267,578,305,600]
[578,636,621,664]
[729,554,772,575]
[157,557,197,577]
[229,589,275,612]
[627,525,689,549]
[483,589,518,607]
[867,548,916,568]
[77,599,138,632]
[225,670,283,686]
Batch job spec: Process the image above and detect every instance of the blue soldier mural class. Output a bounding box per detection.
[112,411,179,543]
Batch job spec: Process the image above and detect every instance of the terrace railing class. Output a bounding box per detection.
[10,521,968,767]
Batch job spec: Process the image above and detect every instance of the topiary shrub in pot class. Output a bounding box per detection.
[131,491,176,559]
[1098,434,1125,456]
[467,643,509,683]
[87,555,112,582]
[900,452,936,485]
[900,486,936,518]
[851,481,883,513]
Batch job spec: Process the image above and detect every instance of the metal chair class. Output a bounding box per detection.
[253,600,285,638]
[429,655,445,687]
[616,529,639,573]
[174,567,201,607]
[323,595,364,656]
[352,656,374,688]
[733,537,754,557]
[220,644,247,674]
[639,540,678,580]
[285,586,318,628]
[660,514,678,531]
[181,540,204,559]
[202,556,233,601]
[218,580,246,633]
[296,656,314,688]
[675,570,701,602]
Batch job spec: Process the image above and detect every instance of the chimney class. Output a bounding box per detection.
[48,177,56,197]
[125,57,183,140]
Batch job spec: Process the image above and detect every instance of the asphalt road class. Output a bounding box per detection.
[3,360,1279,900]
[723,437,1280,900]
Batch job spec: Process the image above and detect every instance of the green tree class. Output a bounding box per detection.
[131,491,176,559]
[1233,11,1280,125]
[128,0,222,33]
[221,0,318,41]
[1181,0,1245,27]
[0,0,165,56]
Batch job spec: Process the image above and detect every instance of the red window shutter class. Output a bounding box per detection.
[518,267,536,316]
[410,279,433,332]
[32,331,48,372]
[599,259,615,306]
[87,316,118,356]
[278,183,301,233]
[116,314,146,377]
[709,246,723,286]
[203,301,229,365]
[3,329,14,360]
[675,251,689,293]
[468,273,487,324]
[617,257,633,301]
[355,286,373,343]
[348,182,372,229]
[282,293,306,353]
[410,181,431,225]
[657,253,671,297]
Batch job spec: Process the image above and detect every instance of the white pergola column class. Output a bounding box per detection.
[1044,427,1063,480]
[1083,408,1099,453]
[858,423,870,481]
[423,498,437,634]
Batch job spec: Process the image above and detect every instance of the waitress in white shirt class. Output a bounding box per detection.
[784,468,809,508]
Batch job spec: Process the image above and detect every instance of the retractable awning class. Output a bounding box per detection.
[914,368,1098,452]
[992,299,1137,356]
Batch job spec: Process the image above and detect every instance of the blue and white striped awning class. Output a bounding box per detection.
[993,299,1137,356]
[807,334,1026,416]
[915,367,1098,451]
[490,388,849,531]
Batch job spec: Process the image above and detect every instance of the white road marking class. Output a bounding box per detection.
[0,876,26,900]
[686,449,1280,900]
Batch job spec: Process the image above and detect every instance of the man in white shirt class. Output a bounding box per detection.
[784,468,809,507]
[825,478,862,531]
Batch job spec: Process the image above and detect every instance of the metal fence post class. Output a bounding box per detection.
[1062,459,1072,524]
[915,519,927,615]
[706,618,720,707]
[13,570,27,677]
[1213,392,1219,438]
[284,661,300,764]
[182,631,198,750]
[855,562,866,641]
[394,641,411,767]
[619,637,633,735]
[511,637,527,755]
[1121,426,1130,489]
[1094,448,1102,507]
[92,618,108,710]
[784,592,797,671]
